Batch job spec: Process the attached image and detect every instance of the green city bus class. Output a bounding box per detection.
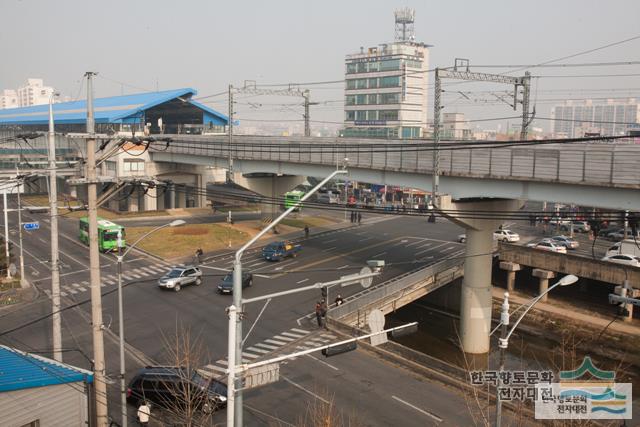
[79,217,125,252]
[284,190,305,211]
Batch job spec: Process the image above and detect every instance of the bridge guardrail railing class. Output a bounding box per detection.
[328,256,465,321]
[163,135,640,188]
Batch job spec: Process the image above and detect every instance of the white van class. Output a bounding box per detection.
[605,239,640,258]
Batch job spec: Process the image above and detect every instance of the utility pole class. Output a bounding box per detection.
[228,84,234,183]
[303,90,311,137]
[15,171,26,288]
[3,191,10,279]
[520,71,531,140]
[85,71,109,426]
[48,94,63,362]
[432,68,442,200]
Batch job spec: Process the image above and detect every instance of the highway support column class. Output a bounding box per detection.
[438,195,522,354]
[532,269,555,303]
[500,261,521,292]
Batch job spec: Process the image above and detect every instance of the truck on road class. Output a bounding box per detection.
[606,239,640,258]
[262,241,302,261]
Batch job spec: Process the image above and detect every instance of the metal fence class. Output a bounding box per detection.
[328,257,464,321]
[164,135,640,188]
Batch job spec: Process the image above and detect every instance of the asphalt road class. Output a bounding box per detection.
[1,196,486,425]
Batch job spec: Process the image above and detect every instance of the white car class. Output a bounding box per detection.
[527,240,567,254]
[493,230,520,242]
[601,254,640,267]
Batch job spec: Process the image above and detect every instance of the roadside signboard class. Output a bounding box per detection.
[23,222,39,231]
[242,363,280,390]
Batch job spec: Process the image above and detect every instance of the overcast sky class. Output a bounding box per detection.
[1,0,639,132]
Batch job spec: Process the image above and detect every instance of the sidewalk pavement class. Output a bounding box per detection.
[492,286,640,336]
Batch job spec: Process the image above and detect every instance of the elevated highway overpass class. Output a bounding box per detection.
[151,134,640,211]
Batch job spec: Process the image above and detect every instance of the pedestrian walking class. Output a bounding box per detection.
[304,225,309,239]
[357,212,362,224]
[195,248,204,264]
[315,301,323,327]
[350,211,355,223]
[137,401,151,426]
[334,294,344,306]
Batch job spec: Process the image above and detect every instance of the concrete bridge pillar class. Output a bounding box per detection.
[145,186,158,211]
[176,185,186,208]
[438,195,523,354]
[168,183,176,209]
[532,269,555,302]
[500,261,521,292]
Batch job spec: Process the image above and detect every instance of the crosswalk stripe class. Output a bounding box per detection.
[320,334,336,340]
[129,273,143,279]
[273,335,295,342]
[201,364,226,373]
[216,359,228,366]
[246,346,270,354]
[140,267,157,275]
[242,352,260,359]
[81,281,89,286]
[281,331,305,339]
[264,339,288,346]
[61,291,67,297]
[254,342,278,350]
[103,279,114,285]
[71,283,82,288]
[121,274,133,280]
[290,328,309,335]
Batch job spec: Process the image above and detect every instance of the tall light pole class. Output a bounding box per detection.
[228,168,348,427]
[14,171,26,288]
[494,274,578,427]
[48,91,63,362]
[116,219,185,427]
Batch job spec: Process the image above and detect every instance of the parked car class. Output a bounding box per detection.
[126,366,227,412]
[157,266,202,292]
[607,230,640,242]
[601,254,640,267]
[598,226,622,237]
[262,241,302,261]
[559,221,590,233]
[526,240,567,254]
[217,272,253,294]
[549,235,579,249]
[493,230,520,242]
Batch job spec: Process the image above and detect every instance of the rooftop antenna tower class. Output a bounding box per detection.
[394,8,415,42]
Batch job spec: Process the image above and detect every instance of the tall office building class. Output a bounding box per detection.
[343,9,430,139]
[551,99,640,137]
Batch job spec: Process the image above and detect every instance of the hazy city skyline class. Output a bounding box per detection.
[1,0,639,132]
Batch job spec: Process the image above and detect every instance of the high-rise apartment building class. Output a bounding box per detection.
[0,90,18,109]
[551,99,640,137]
[14,79,55,108]
[343,9,430,139]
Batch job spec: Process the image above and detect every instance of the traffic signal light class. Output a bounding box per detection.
[321,286,327,298]
[322,341,357,357]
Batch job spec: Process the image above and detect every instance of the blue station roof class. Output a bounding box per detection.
[0,88,229,126]
[0,345,93,392]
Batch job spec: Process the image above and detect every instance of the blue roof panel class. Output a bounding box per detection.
[0,345,93,392]
[0,88,228,126]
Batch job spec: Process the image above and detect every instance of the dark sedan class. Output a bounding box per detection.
[217,272,253,294]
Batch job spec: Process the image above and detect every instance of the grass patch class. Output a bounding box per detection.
[281,216,334,229]
[125,223,249,259]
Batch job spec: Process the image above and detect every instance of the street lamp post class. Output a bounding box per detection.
[116,219,185,427]
[494,274,578,427]
[228,168,348,427]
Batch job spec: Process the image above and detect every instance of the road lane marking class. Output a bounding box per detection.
[273,335,295,342]
[323,246,337,252]
[358,237,373,242]
[416,242,433,249]
[305,353,339,371]
[282,331,305,338]
[415,247,434,256]
[372,251,386,257]
[296,278,309,284]
[291,328,309,335]
[336,264,350,270]
[391,396,442,423]
[199,265,230,272]
[322,239,337,243]
[281,375,329,404]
